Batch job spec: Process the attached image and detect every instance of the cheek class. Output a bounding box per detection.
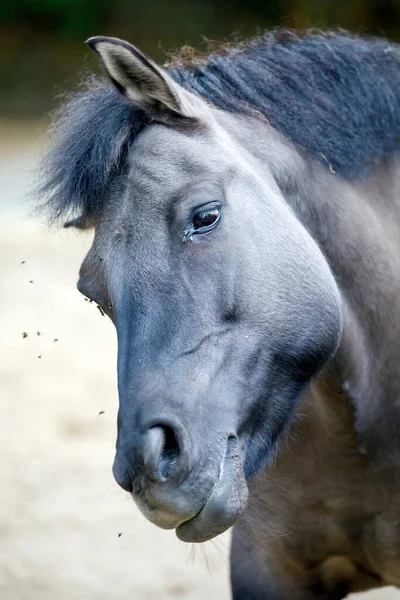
[224,240,342,383]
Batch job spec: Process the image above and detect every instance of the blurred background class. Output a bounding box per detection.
[2,1,400,599]
[3,0,400,116]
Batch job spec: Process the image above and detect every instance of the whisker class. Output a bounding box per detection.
[99,482,118,500]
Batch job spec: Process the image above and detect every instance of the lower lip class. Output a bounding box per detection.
[176,438,248,543]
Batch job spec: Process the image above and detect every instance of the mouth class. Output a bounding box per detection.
[176,436,248,543]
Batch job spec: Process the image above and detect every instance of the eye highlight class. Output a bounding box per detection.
[183,203,221,243]
[193,206,220,230]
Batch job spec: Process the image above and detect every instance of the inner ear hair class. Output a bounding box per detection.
[86,36,198,123]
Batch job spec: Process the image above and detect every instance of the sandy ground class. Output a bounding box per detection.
[0,122,399,599]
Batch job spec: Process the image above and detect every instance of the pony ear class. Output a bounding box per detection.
[63,214,95,230]
[86,36,195,121]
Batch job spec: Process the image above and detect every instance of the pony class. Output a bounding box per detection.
[38,30,400,598]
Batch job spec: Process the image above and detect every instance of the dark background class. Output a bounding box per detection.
[2,0,400,116]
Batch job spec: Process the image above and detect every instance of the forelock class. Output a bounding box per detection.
[37,78,148,224]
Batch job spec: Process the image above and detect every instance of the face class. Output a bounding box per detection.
[77,116,343,542]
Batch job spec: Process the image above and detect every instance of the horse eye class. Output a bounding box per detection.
[192,207,220,231]
[182,203,222,243]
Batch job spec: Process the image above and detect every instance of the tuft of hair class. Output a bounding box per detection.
[38,30,400,224]
[37,77,147,224]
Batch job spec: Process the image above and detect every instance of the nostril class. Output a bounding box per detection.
[159,425,180,478]
[144,424,181,482]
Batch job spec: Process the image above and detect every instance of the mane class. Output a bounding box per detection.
[38,29,400,223]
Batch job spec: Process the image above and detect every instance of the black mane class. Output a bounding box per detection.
[39,30,400,222]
